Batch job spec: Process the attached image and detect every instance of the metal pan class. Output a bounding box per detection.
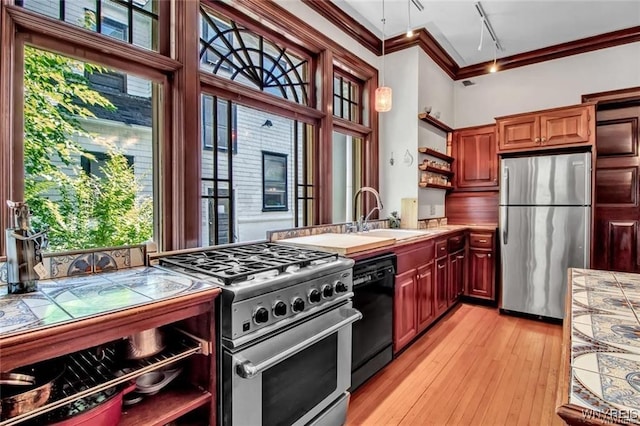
[0,360,65,420]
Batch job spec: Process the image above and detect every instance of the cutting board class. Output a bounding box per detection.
[279,233,396,255]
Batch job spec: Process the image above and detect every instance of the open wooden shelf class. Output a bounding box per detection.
[419,164,454,177]
[418,147,454,163]
[418,113,454,133]
[120,385,211,426]
[419,182,453,191]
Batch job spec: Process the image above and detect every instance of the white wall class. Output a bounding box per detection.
[454,42,640,128]
[379,48,419,217]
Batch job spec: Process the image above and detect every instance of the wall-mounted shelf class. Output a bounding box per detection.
[418,147,454,163]
[418,113,454,133]
[419,182,453,191]
[419,164,454,177]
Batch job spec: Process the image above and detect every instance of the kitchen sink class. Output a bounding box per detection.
[357,229,437,240]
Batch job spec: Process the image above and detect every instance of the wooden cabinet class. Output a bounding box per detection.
[496,103,595,153]
[416,262,435,332]
[466,231,497,301]
[447,233,466,307]
[453,125,497,190]
[434,251,448,317]
[394,269,418,352]
[393,240,435,353]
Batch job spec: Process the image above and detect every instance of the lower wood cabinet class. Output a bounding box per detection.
[466,230,497,301]
[394,269,418,352]
[434,256,448,317]
[449,249,465,305]
[416,262,435,332]
[468,249,494,300]
[393,240,436,353]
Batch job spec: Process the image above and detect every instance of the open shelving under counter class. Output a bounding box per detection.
[0,267,222,426]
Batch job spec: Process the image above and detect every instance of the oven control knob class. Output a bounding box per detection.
[308,289,321,304]
[334,281,348,293]
[253,307,269,324]
[273,301,287,317]
[322,284,334,298]
[292,297,305,313]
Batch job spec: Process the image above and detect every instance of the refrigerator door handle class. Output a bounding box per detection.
[502,168,509,245]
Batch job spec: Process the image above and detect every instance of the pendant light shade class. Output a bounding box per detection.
[375,86,393,112]
[376,0,392,113]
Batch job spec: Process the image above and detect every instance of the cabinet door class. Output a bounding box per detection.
[454,125,497,189]
[435,257,448,316]
[456,251,465,297]
[497,115,540,152]
[540,105,593,147]
[394,269,417,352]
[416,262,435,332]
[468,249,495,300]
[448,253,458,307]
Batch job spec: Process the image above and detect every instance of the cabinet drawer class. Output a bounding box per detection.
[447,235,465,252]
[469,232,493,249]
[436,240,448,258]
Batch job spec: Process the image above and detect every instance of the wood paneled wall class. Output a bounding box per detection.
[445,192,499,225]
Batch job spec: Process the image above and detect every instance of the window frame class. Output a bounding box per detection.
[0,6,174,255]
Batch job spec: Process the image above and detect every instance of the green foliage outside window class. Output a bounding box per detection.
[23,46,153,251]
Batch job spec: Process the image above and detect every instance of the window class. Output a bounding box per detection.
[17,0,158,51]
[22,46,158,251]
[262,152,288,212]
[199,5,310,105]
[201,16,232,71]
[333,71,363,124]
[202,96,237,152]
[81,151,134,179]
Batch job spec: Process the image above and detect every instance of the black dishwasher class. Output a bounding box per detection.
[351,253,396,391]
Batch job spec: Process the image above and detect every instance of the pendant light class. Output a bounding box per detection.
[375,0,392,112]
[406,0,414,37]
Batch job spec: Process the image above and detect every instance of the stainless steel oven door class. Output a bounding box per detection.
[223,302,361,426]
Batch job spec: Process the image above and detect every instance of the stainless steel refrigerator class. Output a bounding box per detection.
[499,152,591,319]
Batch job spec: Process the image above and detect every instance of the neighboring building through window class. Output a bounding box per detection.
[262,151,288,212]
[81,151,134,179]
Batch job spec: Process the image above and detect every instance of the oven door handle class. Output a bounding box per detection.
[234,307,362,379]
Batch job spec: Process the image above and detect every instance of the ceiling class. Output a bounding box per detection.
[334,0,640,66]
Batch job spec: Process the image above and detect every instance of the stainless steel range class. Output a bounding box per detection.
[152,242,361,426]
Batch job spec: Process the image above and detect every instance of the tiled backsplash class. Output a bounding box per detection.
[267,218,448,241]
[0,245,146,284]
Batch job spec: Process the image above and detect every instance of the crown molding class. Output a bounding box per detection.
[301,0,381,56]
[455,25,640,80]
[385,29,458,79]
[300,2,640,82]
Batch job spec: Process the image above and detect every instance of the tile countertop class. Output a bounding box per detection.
[347,224,498,261]
[0,266,216,339]
[557,268,640,425]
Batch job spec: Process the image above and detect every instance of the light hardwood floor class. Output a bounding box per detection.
[347,304,564,426]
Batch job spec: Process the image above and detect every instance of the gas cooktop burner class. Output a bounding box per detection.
[159,242,338,285]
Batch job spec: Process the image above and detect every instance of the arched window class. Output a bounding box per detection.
[199,6,310,105]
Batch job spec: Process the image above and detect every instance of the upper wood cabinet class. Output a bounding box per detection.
[496,103,595,153]
[453,124,497,190]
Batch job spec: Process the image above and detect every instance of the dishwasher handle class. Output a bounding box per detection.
[353,266,395,288]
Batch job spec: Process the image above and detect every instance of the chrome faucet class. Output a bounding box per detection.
[352,187,384,232]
